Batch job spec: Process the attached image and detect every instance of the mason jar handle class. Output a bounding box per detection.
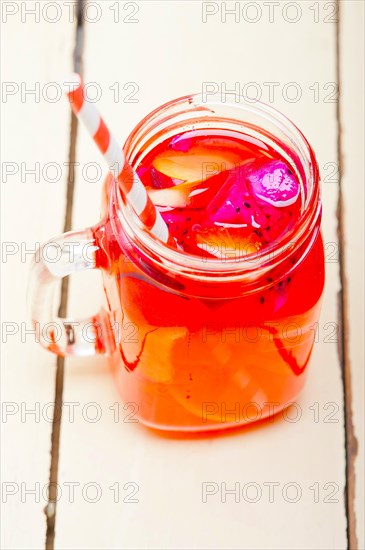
[28,227,114,357]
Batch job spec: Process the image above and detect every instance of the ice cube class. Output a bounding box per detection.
[246,160,300,208]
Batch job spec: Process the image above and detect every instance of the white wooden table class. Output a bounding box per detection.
[1,1,364,549]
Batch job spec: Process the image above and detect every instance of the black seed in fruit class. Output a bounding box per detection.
[244,202,251,208]
[260,297,265,304]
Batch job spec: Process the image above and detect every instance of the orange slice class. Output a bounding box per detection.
[148,180,206,208]
[196,227,261,260]
[139,326,188,384]
[148,146,242,207]
[153,146,242,182]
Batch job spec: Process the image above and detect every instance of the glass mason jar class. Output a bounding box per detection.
[29,94,324,431]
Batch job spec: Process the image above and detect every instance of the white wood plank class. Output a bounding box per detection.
[340,1,365,547]
[0,11,75,550]
[56,2,347,548]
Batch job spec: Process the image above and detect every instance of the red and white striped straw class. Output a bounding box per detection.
[64,73,169,243]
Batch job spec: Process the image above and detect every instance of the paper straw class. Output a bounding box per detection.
[64,73,169,243]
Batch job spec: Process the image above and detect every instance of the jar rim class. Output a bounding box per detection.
[114,93,321,279]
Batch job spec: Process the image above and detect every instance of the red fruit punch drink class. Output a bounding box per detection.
[97,96,324,431]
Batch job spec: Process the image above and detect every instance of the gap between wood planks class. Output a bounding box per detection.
[44,1,84,548]
[336,1,358,549]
